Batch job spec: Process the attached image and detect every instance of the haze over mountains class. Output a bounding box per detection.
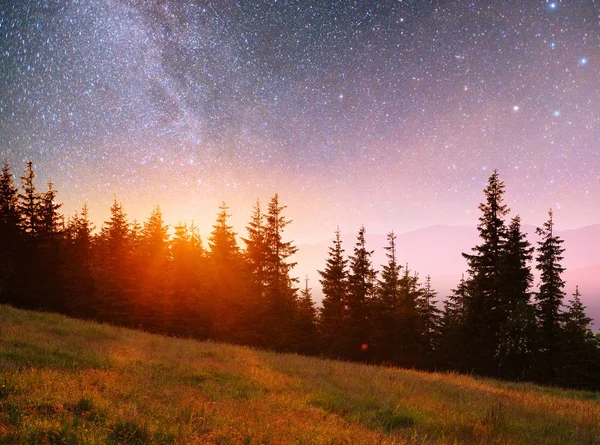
[295,224,600,326]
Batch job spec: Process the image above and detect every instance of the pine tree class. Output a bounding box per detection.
[438,275,469,371]
[396,266,421,367]
[535,209,566,383]
[71,204,94,267]
[99,197,131,269]
[416,275,442,368]
[559,286,600,388]
[11,162,65,310]
[317,228,348,357]
[18,161,41,237]
[462,170,509,375]
[38,181,63,240]
[370,231,402,363]
[63,204,95,318]
[0,161,20,298]
[295,276,319,354]
[243,200,267,297]
[345,225,376,360]
[170,222,210,338]
[262,194,299,351]
[137,206,171,332]
[93,197,133,324]
[495,215,536,380]
[207,203,245,342]
[0,160,20,235]
[209,203,240,263]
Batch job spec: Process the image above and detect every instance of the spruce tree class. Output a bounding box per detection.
[559,286,600,388]
[496,215,536,380]
[317,228,348,357]
[209,203,240,263]
[63,205,95,318]
[261,194,299,351]
[138,206,170,332]
[462,170,509,375]
[18,161,41,237]
[38,181,63,240]
[535,209,566,382]
[371,231,402,363]
[438,275,469,371]
[345,225,376,360]
[0,161,20,235]
[295,276,319,354]
[416,275,442,368]
[94,197,133,324]
[208,203,245,342]
[396,266,421,367]
[243,200,267,297]
[171,222,210,338]
[0,161,20,298]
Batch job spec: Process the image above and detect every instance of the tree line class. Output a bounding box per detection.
[0,162,598,389]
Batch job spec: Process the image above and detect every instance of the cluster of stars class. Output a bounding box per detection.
[0,0,598,241]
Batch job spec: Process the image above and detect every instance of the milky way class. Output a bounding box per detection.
[1,0,599,242]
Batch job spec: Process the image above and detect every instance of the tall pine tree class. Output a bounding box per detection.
[535,209,566,383]
[317,228,348,357]
[261,194,299,351]
[345,225,376,360]
[559,286,600,388]
[0,161,20,299]
[18,161,41,237]
[208,203,245,342]
[137,206,170,332]
[295,276,319,354]
[438,275,469,371]
[371,231,403,363]
[93,197,133,324]
[495,215,536,380]
[462,170,509,375]
[416,275,442,368]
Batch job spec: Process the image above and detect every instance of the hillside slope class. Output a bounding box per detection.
[1,305,599,444]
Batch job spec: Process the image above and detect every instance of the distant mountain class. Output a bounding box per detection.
[294,224,600,325]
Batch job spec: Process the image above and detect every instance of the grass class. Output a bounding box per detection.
[1,305,599,444]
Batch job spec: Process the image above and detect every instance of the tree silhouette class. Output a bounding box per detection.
[317,228,348,357]
[535,209,566,382]
[0,161,20,299]
[208,203,246,342]
[559,286,600,388]
[18,161,41,237]
[495,215,536,380]
[416,275,441,368]
[38,181,63,240]
[94,197,134,324]
[462,170,509,375]
[137,206,171,332]
[262,194,299,351]
[371,231,403,363]
[438,274,469,371]
[63,204,95,318]
[170,222,210,338]
[345,225,376,360]
[295,276,319,354]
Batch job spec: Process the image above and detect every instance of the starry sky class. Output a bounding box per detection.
[1,0,599,244]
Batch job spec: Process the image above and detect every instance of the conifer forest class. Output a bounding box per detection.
[1,161,599,390]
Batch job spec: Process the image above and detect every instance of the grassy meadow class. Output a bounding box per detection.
[0,305,599,444]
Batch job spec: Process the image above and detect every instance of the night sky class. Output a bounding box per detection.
[1,0,599,243]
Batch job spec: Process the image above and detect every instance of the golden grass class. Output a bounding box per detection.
[1,304,599,444]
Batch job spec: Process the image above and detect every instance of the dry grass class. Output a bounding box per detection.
[1,305,599,444]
